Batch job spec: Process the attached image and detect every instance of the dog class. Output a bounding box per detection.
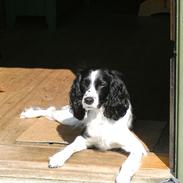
[20,68,147,183]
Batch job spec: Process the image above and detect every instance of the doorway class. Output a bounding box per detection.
[0,0,175,180]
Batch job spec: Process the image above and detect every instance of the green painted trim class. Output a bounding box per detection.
[176,0,183,181]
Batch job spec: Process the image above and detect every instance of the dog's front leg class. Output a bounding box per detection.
[115,132,147,183]
[115,151,143,183]
[48,136,87,168]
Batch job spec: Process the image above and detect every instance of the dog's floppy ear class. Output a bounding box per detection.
[69,71,86,120]
[103,70,130,121]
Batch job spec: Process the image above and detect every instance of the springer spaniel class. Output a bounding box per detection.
[20,69,147,183]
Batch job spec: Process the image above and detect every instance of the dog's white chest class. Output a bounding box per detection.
[87,118,108,136]
[85,111,116,150]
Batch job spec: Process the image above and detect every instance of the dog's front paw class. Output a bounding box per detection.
[115,172,131,183]
[115,174,131,183]
[48,155,65,168]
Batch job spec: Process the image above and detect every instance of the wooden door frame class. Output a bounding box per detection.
[175,0,183,181]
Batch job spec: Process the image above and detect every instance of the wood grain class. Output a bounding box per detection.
[0,68,171,182]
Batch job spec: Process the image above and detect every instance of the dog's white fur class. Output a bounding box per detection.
[20,70,147,183]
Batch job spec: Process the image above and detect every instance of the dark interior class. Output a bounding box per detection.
[0,0,173,153]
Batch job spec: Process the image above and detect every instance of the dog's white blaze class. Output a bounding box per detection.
[90,70,99,85]
[87,70,99,94]
[82,70,100,109]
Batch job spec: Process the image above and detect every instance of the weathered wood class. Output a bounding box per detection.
[0,144,170,183]
[0,68,171,182]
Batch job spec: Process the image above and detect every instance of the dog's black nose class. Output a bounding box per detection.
[84,97,94,105]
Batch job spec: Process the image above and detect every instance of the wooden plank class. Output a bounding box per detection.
[0,144,169,169]
[0,144,170,183]
[0,144,122,183]
[0,172,172,183]
[0,144,125,166]
[16,119,82,145]
[0,145,169,182]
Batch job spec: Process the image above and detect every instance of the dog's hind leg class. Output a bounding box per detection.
[20,106,56,119]
[20,105,78,126]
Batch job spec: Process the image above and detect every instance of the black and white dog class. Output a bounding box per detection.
[20,69,147,183]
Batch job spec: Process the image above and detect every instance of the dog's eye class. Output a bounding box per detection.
[99,81,106,86]
[101,82,107,87]
[95,80,107,89]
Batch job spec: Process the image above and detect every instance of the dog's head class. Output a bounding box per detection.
[69,69,130,121]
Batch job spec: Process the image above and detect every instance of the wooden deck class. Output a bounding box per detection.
[0,68,171,183]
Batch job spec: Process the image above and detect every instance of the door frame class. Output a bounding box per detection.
[175,0,183,181]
